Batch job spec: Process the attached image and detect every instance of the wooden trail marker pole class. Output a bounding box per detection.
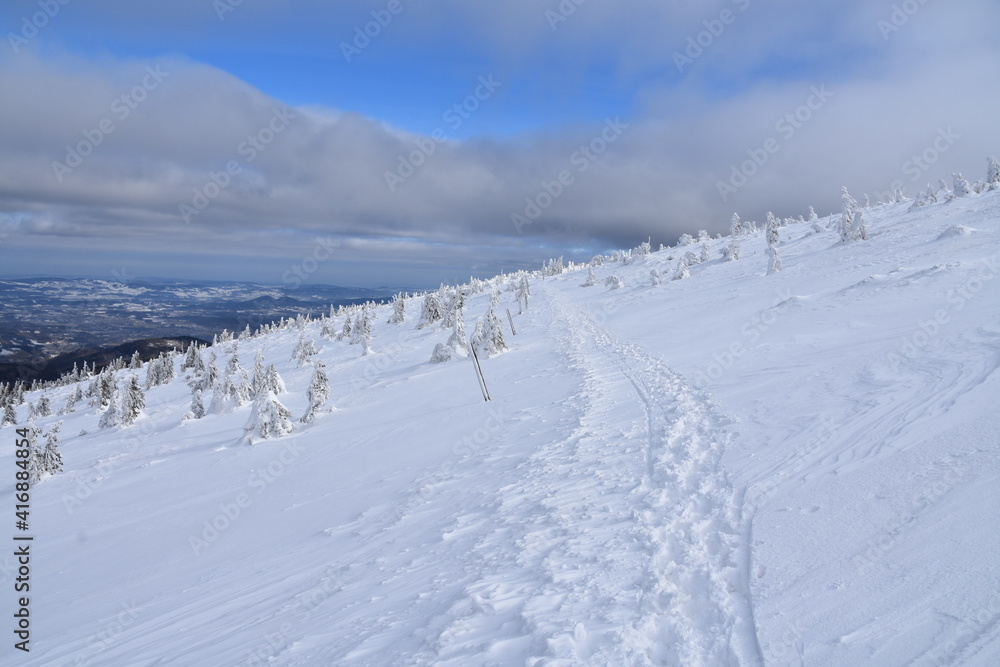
[506,308,517,336]
[469,339,491,402]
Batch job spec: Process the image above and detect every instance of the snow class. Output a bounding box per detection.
[3,189,1000,665]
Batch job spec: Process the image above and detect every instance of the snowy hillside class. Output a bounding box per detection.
[3,173,1000,666]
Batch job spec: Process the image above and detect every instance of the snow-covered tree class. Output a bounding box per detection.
[340,316,352,340]
[767,245,783,274]
[182,343,200,371]
[302,362,330,424]
[516,276,530,313]
[988,156,1000,188]
[581,267,597,287]
[244,392,296,443]
[673,257,690,281]
[765,214,783,273]
[839,187,868,242]
[808,206,819,222]
[952,172,973,198]
[2,401,16,426]
[605,275,624,289]
[33,396,51,418]
[23,424,46,484]
[261,364,286,395]
[447,305,468,354]
[766,212,780,247]
[99,393,120,429]
[203,352,220,390]
[473,305,507,357]
[700,243,711,263]
[358,307,373,355]
[388,292,406,324]
[40,421,64,478]
[650,269,661,286]
[209,375,244,414]
[98,371,115,410]
[129,351,142,369]
[418,293,444,329]
[61,387,81,415]
[250,350,266,395]
[122,376,145,426]
[185,388,205,421]
[678,233,695,246]
[725,213,742,262]
[145,354,174,389]
[293,336,318,367]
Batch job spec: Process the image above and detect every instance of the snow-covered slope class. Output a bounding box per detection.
[4,186,1000,666]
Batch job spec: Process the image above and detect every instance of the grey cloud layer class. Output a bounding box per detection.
[1,0,998,283]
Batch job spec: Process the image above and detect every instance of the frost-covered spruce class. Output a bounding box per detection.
[725,213,742,262]
[418,292,443,329]
[388,292,406,324]
[129,351,142,369]
[35,396,51,418]
[516,276,530,312]
[766,212,780,247]
[673,257,690,281]
[98,371,115,410]
[203,352,220,390]
[650,269,661,286]
[340,316,352,340]
[262,364,286,395]
[700,243,710,263]
[24,424,44,484]
[41,421,63,477]
[953,172,973,198]
[474,306,507,357]
[122,376,145,426]
[99,393,120,429]
[349,314,363,344]
[251,350,267,395]
[2,401,17,426]
[293,336,318,366]
[581,267,597,287]
[61,387,81,415]
[605,275,624,290]
[447,304,468,354]
[186,388,205,421]
[145,354,172,389]
[161,353,175,382]
[840,187,867,242]
[301,361,330,424]
[182,342,200,371]
[988,156,1000,187]
[244,391,296,443]
[767,245,783,274]
[359,307,373,355]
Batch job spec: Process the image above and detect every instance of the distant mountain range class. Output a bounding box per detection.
[0,277,404,384]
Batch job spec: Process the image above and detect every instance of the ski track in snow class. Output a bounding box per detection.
[745,314,1000,508]
[417,285,762,666]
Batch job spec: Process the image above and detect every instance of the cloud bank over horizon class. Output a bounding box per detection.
[1,0,998,287]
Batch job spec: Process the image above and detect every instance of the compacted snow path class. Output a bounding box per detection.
[424,285,761,665]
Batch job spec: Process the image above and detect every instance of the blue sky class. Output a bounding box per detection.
[1,0,998,288]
